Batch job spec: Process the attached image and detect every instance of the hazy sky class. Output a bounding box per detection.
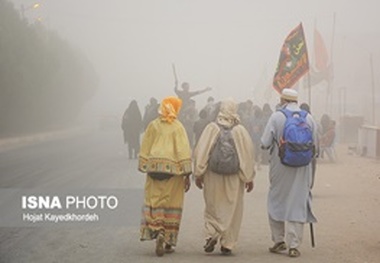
[10,0,380,120]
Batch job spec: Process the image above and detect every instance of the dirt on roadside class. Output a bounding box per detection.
[308,144,380,263]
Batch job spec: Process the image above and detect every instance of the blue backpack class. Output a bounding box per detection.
[278,108,314,167]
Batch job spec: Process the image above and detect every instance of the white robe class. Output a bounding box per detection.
[261,103,317,223]
[193,122,255,249]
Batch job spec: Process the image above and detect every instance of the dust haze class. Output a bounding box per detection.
[9,0,380,127]
[1,2,380,262]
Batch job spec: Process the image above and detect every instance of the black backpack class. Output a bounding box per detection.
[208,124,240,175]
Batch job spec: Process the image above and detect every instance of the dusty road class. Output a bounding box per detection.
[0,129,379,263]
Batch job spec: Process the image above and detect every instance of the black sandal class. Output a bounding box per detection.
[221,246,232,256]
[204,238,217,253]
[269,241,287,253]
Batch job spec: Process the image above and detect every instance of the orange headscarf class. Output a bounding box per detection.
[158,96,182,123]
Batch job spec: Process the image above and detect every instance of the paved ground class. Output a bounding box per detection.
[0,128,379,262]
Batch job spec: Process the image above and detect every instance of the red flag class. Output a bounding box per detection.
[273,23,310,93]
[314,29,329,71]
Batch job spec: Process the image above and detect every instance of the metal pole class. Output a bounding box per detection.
[172,63,178,84]
[310,223,315,248]
[328,12,336,115]
[370,53,376,125]
[343,87,347,118]
[338,87,342,121]
[308,72,312,108]
[339,86,347,122]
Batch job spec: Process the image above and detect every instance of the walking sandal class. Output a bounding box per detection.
[289,248,301,258]
[164,244,175,254]
[221,246,232,256]
[269,241,287,253]
[155,233,165,257]
[204,237,217,253]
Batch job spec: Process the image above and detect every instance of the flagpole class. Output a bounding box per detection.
[308,72,312,107]
[370,53,376,125]
[330,12,336,70]
[328,12,336,115]
[172,63,178,84]
[310,18,318,109]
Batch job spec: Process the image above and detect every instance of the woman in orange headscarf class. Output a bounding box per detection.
[138,96,192,257]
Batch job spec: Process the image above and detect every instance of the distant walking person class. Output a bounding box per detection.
[261,103,273,165]
[203,96,216,120]
[248,105,265,171]
[193,98,255,255]
[181,99,198,148]
[193,109,210,146]
[138,96,192,257]
[320,119,337,162]
[142,97,160,130]
[121,100,143,159]
[261,89,317,258]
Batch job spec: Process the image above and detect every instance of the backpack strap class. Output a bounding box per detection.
[299,110,308,118]
[279,108,292,119]
[280,108,308,119]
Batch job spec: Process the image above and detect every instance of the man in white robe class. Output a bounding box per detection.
[261,89,317,258]
[193,98,255,255]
